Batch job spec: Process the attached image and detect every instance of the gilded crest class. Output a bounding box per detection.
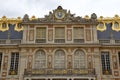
[0,22,9,32]
[14,23,23,32]
[112,22,120,32]
[97,22,106,32]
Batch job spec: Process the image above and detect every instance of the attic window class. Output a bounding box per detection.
[2,23,7,29]
[114,22,119,28]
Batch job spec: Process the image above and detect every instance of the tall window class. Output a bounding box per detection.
[36,27,46,43]
[101,52,111,75]
[9,52,19,75]
[0,53,2,72]
[55,27,65,43]
[34,50,46,69]
[54,50,65,68]
[118,52,120,65]
[74,50,85,68]
[73,27,84,43]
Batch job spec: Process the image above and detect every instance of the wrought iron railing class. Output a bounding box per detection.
[102,69,112,75]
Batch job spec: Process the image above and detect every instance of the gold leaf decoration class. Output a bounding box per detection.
[112,22,120,32]
[97,22,106,32]
[0,23,9,32]
[14,23,23,32]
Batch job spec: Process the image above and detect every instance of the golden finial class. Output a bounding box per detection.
[17,17,21,19]
[100,16,103,19]
[84,15,89,19]
[31,15,36,20]
[2,16,7,21]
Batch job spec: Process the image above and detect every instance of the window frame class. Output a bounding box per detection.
[54,50,65,69]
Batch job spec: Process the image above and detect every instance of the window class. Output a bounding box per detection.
[101,52,111,75]
[0,53,2,72]
[74,50,85,68]
[9,52,19,75]
[34,50,46,69]
[55,27,65,43]
[73,27,84,43]
[118,52,120,65]
[54,50,65,68]
[36,27,46,43]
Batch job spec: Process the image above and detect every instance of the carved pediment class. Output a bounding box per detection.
[22,6,97,24]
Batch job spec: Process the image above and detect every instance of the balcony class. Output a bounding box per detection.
[24,68,96,76]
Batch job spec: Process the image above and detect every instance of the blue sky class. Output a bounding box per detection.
[0,0,120,18]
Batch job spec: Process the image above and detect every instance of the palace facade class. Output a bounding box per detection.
[0,6,120,80]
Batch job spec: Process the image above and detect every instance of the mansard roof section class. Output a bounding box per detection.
[22,6,97,24]
[0,16,23,39]
[97,15,120,40]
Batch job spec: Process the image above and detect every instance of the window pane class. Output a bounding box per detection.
[54,50,65,68]
[36,27,46,39]
[101,52,111,75]
[73,27,84,39]
[10,52,19,75]
[74,50,85,68]
[55,27,65,39]
[34,50,46,69]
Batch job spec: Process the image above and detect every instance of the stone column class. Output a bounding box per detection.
[19,53,27,80]
[94,51,101,80]
[93,25,98,43]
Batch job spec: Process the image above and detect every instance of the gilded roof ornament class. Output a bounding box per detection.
[31,15,36,20]
[112,21,120,32]
[0,22,9,32]
[84,15,89,19]
[14,23,24,32]
[97,22,106,32]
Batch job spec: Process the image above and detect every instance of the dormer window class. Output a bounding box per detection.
[2,23,7,29]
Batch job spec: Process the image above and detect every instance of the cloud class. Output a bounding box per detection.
[0,0,120,18]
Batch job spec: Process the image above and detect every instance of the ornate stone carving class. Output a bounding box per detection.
[22,6,97,24]
[23,14,29,22]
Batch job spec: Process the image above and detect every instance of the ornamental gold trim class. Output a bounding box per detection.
[14,23,24,32]
[112,22,120,32]
[0,22,9,32]
[97,22,106,32]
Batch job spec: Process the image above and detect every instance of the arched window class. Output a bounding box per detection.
[54,50,65,68]
[34,50,46,69]
[74,50,85,68]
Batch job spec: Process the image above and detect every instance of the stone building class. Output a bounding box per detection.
[0,6,120,80]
